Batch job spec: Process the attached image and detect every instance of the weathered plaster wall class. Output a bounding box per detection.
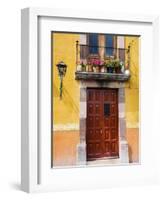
[52,33,80,126]
[125,37,139,163]
[126,128,139,162]
[53,131,79,166]
[52,33,80,166]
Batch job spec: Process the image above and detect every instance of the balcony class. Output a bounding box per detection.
[75,71,130,81]
[75,41,131,82]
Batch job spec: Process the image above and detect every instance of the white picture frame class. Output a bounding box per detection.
[21,7,159,193]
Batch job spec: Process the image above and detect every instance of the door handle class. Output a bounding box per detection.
[100,129,103,134]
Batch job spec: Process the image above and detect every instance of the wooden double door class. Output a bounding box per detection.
[86,88,119,161]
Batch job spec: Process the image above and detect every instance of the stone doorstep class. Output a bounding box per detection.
[77,140,129,165]
[87,158,121,166]
[120,140,129,163]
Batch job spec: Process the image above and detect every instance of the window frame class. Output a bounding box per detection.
[87,33,100,59]
[104,35,117,59]
[87,34,118,60]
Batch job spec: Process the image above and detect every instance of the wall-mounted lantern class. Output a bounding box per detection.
[56,61,67,99]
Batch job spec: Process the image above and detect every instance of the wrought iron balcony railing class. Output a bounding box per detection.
[75,41,131,81]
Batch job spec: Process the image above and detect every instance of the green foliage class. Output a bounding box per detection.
[105,59,123,69]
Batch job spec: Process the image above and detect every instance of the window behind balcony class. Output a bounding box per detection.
[88,33,98,55]
[105,35,114,56]
[80,34,124,61]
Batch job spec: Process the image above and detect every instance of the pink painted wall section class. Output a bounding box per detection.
[80,34,87,45]
[117,36,124,48]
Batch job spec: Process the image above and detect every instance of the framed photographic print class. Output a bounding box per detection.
[21,8,159,193]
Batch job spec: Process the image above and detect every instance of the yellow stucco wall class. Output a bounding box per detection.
[125,37,139,129]
[52,33,80,127]
[125,37,139,163]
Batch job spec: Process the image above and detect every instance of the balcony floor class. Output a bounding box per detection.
[75,71,130,81]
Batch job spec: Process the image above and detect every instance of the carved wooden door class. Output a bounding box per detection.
[86,88,119,161]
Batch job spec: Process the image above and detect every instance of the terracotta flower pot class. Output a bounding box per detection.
[76,64,82,72]
[95,66,100,73]
[115,67,122,73]
[88,65,93,72]
[100,66,105,73]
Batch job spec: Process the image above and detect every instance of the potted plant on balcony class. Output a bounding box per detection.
[90,59,101,73]
[106,60,114,73]
[120,61,125,73]
[113,59,120,73]
[87,60,93,72]
[112,59,124,73]
[81,61,86,72]
[100,60,105,73]
[76,61,82,72]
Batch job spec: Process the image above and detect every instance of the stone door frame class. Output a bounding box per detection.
[77,80,129,165]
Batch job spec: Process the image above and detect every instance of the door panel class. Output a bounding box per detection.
[86,89,119,161]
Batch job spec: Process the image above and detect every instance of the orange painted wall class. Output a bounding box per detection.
[126,128,139,163]
[53,131,79,166]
